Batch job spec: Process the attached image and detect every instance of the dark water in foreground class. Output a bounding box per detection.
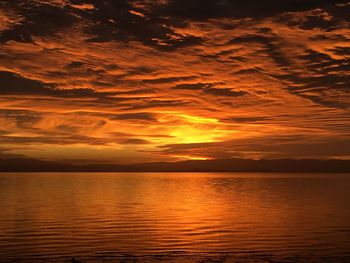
[0,172,350,262]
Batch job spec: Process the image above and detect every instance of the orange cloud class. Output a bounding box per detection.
[0,0,349,163]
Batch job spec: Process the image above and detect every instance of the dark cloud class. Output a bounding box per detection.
[234,68,263,75]
[224,116,270,123]
[298,14,338,31]
[174,82,246,97]
[113,88,155,96]
[230,35,269,45]
[118,138,150,145]
[126,66,156,76]
[333,47,350,57]
[159,135,350,160]
[174,83,207,90]
[204,86,246,97]
[79,0,202,50]
[275,10,342,31]
[0,0,200,50]
[0,1,77,43]
[110,113,157,121]
[0,71,54,93]
[126,99,189,110]
[143,76,196,84]
[1,0,347,52]
[0,71,115,99]
[0,134,109,145]
[66,61,85,69]
[274,48,350,108]
[1,0,346,53]
[0,109,42,128]
[0,147,25,159]
[230,34,290,68]
[155,0,349,20]
[0,130,10,136]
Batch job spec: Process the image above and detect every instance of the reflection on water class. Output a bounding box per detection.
[0,172,350,262]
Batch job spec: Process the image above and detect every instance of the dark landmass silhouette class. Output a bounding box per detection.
[1,158,350,172]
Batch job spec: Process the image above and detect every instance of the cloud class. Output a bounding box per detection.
[0,71,116,99]
[174,82,247,97]
[204,85,247,97]
[174,83,207,90]
[143,76,196,84]
[0,1,77,43]
[0,109,42,129]
[0,147,25,159]
[0,0,349,163]
[159,135,350,160]
[110,112,157,121]
[117,138,151,145]
[80,0,203,50]
[154,0,349,20]
[225,116,271,123]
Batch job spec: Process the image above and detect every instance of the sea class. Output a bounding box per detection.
[1,172,350,262]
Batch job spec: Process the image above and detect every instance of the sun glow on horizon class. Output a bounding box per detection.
[172,155,210,161]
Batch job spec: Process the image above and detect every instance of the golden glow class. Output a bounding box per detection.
[168,113,219,124]
[170,125,223,144]
[157,112,232,144]
[172,155,210,161]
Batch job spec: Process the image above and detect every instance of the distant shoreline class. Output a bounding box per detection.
[1,170,350,173]
[1,158,350,173]
[2,171,350,173]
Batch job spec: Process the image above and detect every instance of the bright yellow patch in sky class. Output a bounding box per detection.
[170,126,219,144]
[174,113,219,124]
[157,112,231,144]
[172,155,210,161]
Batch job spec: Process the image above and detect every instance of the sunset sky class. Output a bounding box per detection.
[0,0,349,164]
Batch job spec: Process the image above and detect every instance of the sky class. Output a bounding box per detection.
[0,0,349,164]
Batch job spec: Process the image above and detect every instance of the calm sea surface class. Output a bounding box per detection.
[0,172,350,262]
